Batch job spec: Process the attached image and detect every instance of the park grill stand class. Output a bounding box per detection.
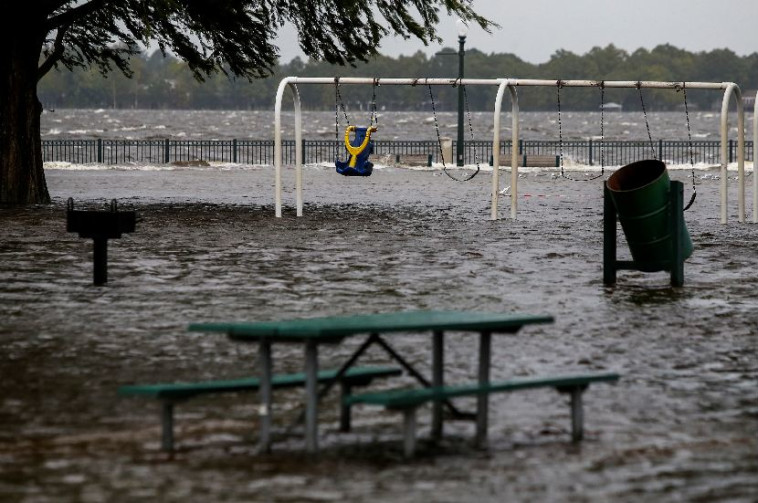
[66,198,136,285]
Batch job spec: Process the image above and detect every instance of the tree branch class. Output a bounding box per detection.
[44,0,111,31]
[38,22,71,81]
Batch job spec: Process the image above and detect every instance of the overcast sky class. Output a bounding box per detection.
[276,0,758,64]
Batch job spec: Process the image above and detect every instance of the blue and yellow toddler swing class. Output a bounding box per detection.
[334,77,378,177]
[335,125,377,176]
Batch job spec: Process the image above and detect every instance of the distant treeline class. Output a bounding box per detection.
[38,44,758,111]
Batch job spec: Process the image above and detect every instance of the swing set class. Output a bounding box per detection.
[273,77,748,222]
[332,77,481,181]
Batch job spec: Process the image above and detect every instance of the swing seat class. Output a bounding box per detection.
[336,160,374,176]
[336,126,375,177]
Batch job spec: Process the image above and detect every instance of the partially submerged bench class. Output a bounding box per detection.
[395,153,433,167]
[346,372,620,457]
[490,154,560,167]
[119,365,402,451]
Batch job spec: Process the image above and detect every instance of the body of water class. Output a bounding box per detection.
[41,108,750,142]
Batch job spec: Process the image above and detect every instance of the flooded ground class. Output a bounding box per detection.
[1,165,756,502]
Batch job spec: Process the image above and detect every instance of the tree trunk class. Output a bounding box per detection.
[0,19,50,206]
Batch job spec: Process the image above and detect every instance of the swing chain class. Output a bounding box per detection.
[427,84,448,170]
[599,81,605,171]
[557,80,604,182]
[557,80,564,173]
[462,83,481,180]
[678,81,697,210]
[637,81,658,160]
[427,84,478,182]
[369,78,379,127]
[334,77,351,162]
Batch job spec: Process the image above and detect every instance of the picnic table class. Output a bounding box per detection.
[188,310,555,454]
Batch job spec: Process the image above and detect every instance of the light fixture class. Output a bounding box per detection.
[456,18,469,38]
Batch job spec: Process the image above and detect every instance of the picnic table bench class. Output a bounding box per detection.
[119,365,402,451]
[346,372,620,457]
[188,310,559,454]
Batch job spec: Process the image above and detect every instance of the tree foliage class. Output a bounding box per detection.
[1,0,494,205]
[39,44,758,112]
[40,0,493,82]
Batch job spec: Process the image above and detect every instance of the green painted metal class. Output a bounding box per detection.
[606,160,693,272]
[345,372,620,410]
[188,310,554,342]
[118,365,402,401]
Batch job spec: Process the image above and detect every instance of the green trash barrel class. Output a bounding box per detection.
[606,159,693,272]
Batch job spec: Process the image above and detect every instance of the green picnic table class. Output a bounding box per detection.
[188,310,554,454]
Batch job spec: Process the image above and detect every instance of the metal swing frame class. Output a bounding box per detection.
[499,79,746,223]
[274,77,503,218]
[274,77,747,222]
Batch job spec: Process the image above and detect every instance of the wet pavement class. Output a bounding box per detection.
[1,165,756,502]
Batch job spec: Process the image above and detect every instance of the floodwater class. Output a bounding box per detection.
[1,163,757,502]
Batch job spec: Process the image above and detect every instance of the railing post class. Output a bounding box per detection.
[97,139,103,163]
[164,138,170,164]
[233,139,238,163]
[302,138,307,165]
[729,139,735,163]
[588,138,593,166]
[658,139,663,161]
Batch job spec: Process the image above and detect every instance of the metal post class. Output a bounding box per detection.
[569,388,584,442]
[475,331,491,448]
[431,330,444,440]
[161,402,174,452]
[403,409,417,458]
[259,339,272,453]
[457,35,466,167]
[93,237,108,286]
[304,340,319,454]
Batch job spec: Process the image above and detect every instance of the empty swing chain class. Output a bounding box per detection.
[557,81,604,181]
[680,81,697,210]
[637,82,658,160]
[599,81,606,171]
[462,83,481,180]
[428,83,469,182]
[334,78,351,161]
[557,80,565,174]
[369,78,379,127]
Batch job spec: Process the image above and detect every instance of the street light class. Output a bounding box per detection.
[456,19,468,167]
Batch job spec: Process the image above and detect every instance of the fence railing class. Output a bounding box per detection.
[42,138,754,166]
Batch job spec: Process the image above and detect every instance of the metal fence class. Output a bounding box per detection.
[42,138,754,166]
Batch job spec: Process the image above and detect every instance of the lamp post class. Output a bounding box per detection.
[456,18,468,167]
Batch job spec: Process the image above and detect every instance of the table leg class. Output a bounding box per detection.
[475,331,491,448]
[259,339,273,453]
[432,330,444,440]
[304,339,319,454]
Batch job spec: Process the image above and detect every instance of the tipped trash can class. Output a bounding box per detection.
[606,159,693,272]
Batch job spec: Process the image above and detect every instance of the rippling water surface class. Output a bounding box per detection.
[1,165,756,502]
[41,108,748,141]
